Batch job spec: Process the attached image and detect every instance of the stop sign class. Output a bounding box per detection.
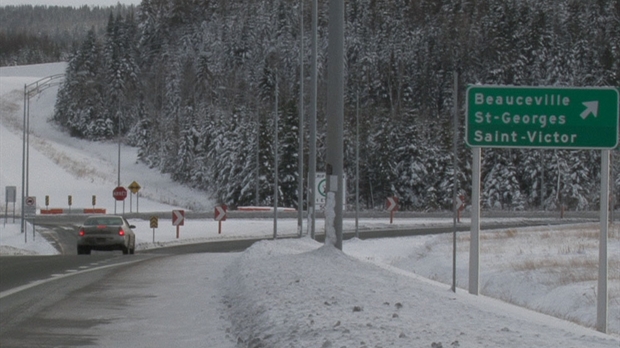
[113,186,128,201]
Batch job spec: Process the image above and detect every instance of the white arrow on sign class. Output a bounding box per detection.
[580,101,599,119]
[214,205,227,221]
[172,210,185,226]
[386,197,398,212]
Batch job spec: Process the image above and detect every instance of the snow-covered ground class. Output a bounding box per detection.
[1,63,619,346]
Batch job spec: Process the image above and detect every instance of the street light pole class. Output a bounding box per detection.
[274,69,279,240]
[297,0,305,237]
[325,0,344,250]
[21,74,64,237]
[308,0,317,239]
[21,84,27,236]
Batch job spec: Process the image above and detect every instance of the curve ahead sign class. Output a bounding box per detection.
[466,86,619,149]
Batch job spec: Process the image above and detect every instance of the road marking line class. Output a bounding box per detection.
[0,259,146,299]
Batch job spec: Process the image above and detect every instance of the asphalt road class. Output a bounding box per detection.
[0,213,603,347]
[0,254,163,347]
[1,214,593,294]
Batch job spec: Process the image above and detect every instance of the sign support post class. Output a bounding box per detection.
[386,197,398,224]
[214,205,227,234]
[128,181,141,213]
[4,186,16,226]
[597,150,610,333]
[150,216,158,243]
[172,210,184,239]
[469,148,481,295]
[113,186,128,214]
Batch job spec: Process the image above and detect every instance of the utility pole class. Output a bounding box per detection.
[325,0,344,250]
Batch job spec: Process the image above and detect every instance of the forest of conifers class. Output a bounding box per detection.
[0,5,133,65]
[12,0,620,211]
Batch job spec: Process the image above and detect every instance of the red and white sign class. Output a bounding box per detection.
[214,205,227,221]
[172,210,185,226]
[113,186,128,201]
[386,196,398,212]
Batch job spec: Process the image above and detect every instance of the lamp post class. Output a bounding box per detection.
[274,69,279,239]
[297,0,305,237]
[21,74,64,236]
[308,0,318,239]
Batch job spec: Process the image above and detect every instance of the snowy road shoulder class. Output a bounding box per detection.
[223,238,619,348]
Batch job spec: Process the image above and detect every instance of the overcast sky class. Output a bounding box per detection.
[1,0,141,7]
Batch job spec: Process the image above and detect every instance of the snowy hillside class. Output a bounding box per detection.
[0,62,215,212]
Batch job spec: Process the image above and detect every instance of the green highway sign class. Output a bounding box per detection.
[466,86,619,149]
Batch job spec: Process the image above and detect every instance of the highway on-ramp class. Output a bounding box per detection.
[0,214,602,347]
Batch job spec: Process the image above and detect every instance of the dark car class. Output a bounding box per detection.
[77,215,136,255]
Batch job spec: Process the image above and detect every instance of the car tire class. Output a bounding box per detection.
[77,246,90,255]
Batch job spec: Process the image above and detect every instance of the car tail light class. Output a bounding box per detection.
[118,229,125,236]
[79,229,85,237]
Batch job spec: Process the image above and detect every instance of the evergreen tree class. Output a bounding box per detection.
[51,0,619,211]
[54,28,106,138]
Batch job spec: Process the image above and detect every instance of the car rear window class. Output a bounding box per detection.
[84,217,123,226]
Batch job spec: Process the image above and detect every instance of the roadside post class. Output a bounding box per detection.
[150,216,158,243]
[128,181,141,213]
[456,194,466,223]
[24,196,36,243]
[172,210,184,238]
[113,186,128,214]
[4,186,17,225]
[214,205,227,234]
[386,196,398,224]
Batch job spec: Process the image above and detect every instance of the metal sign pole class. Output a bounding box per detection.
[452,71,459,293]
[469,147,481,295]
[597,149,610,333]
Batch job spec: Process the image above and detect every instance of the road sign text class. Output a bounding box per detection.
[466,86,619,149]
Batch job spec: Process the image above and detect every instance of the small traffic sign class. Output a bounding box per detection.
[315,172,327,210]
[214,205,227,221]
[150,216,158,228]
[172,210,185,226]
[456,195,465,211]
[25,196,36,215]
[5,186,16,203]
[386,197,398,212]
[128,181,141,194]
[113,186,128,201]
[466,86,619,149]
